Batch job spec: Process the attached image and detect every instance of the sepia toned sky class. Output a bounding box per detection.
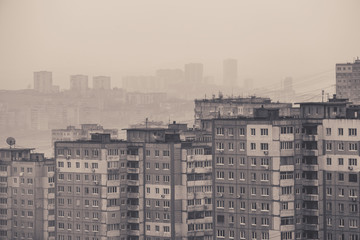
[0,0,359,90]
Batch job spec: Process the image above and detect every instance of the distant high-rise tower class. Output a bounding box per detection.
[283,77,293,91]
[336,58,360,103]
[34,71,53,93]
[223,58,238,87]
[70,75,88,94]
[184,63,203,83]
[93,76,111,90]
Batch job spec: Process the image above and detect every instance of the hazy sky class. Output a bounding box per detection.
[0,0,359,90]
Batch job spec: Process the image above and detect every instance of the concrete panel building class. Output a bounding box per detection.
[336,58,360,103]
[0,147,55,240]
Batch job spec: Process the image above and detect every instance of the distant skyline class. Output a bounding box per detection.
[0,0,359,90]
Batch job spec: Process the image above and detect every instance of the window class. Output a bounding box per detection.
[326,158,332,165]
[349,158,357,166]
[239,142,245,151]
[216,142,224,150]
[216,157,224,165]
[338,143,344,151]
[338,173,344,181]
[281,127,293,134]
[250,143,256,150]
[326,142,332,151]
[338,128,344,135]
[349,128,357,136]
[239,128,245,136]
[251,128,256,136]
[326,173,332,180]
[349,143,358,151]
[261,143,269,150]
[326,128,331,136]
[228,128,234,136]
[261,128,268,135]
[349,174,358,183]
[216,171,224,179]
[280,142,293,150]
[338,158,344,165]
[216,128,224,135]
[228,142,234,151]
[251,158,256,166]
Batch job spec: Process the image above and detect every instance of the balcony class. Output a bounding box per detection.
[302,135,318,142]
[128,217,140,224]
[303,194,319,201]
[0,182,7,187]
[302,165,319,171]
[303,179,319,185]
[127,168,140,174]
[128,205,140,211]
[127,193,139,198]
[127,230,140,236]
[303,224,319,231]
[303,209,319,215]
[127,155,140,161]
[303,150,318,156]
[128,180,139,186]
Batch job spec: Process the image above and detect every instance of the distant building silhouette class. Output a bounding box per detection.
[70,75,88,94]
[223,58,238,87]
[34,71,59,93]
[184,63,203,83]
[93,76,111,90]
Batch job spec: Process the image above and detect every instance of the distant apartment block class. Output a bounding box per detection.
[122,76,158,92]
[126,92,167,105]
[0,147,55,240]
[155,69,184,89]
[184,63,204,83]
[51,124,118,145]
[34,71,59,93]
[93,76,111,90]
[336,58,360,103]
[223,59,238,87]
[194,96,294,128]
[70,75,88,94]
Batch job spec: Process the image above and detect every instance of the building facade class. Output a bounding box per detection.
[194,96,294,128]
[211,99,360,240]
[336,58,360,103]
[52,124,118,146]
[0,147,55,240]
[93,76,111,90]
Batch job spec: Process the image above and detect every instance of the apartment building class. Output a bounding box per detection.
[211,97,360,240]
[0,147,55,240]
[336,57,360,103]
[194,96,294,128]
[183,142,213,240]
[52,124,118,146]
[54,134,129,240]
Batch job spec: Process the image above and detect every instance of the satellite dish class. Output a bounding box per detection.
[6,137,16,148]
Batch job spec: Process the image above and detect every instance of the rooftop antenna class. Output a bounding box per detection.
[6,137,16,149]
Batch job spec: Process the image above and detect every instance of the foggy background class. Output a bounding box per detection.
[1,0,360,156]
[1,0,359,90]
